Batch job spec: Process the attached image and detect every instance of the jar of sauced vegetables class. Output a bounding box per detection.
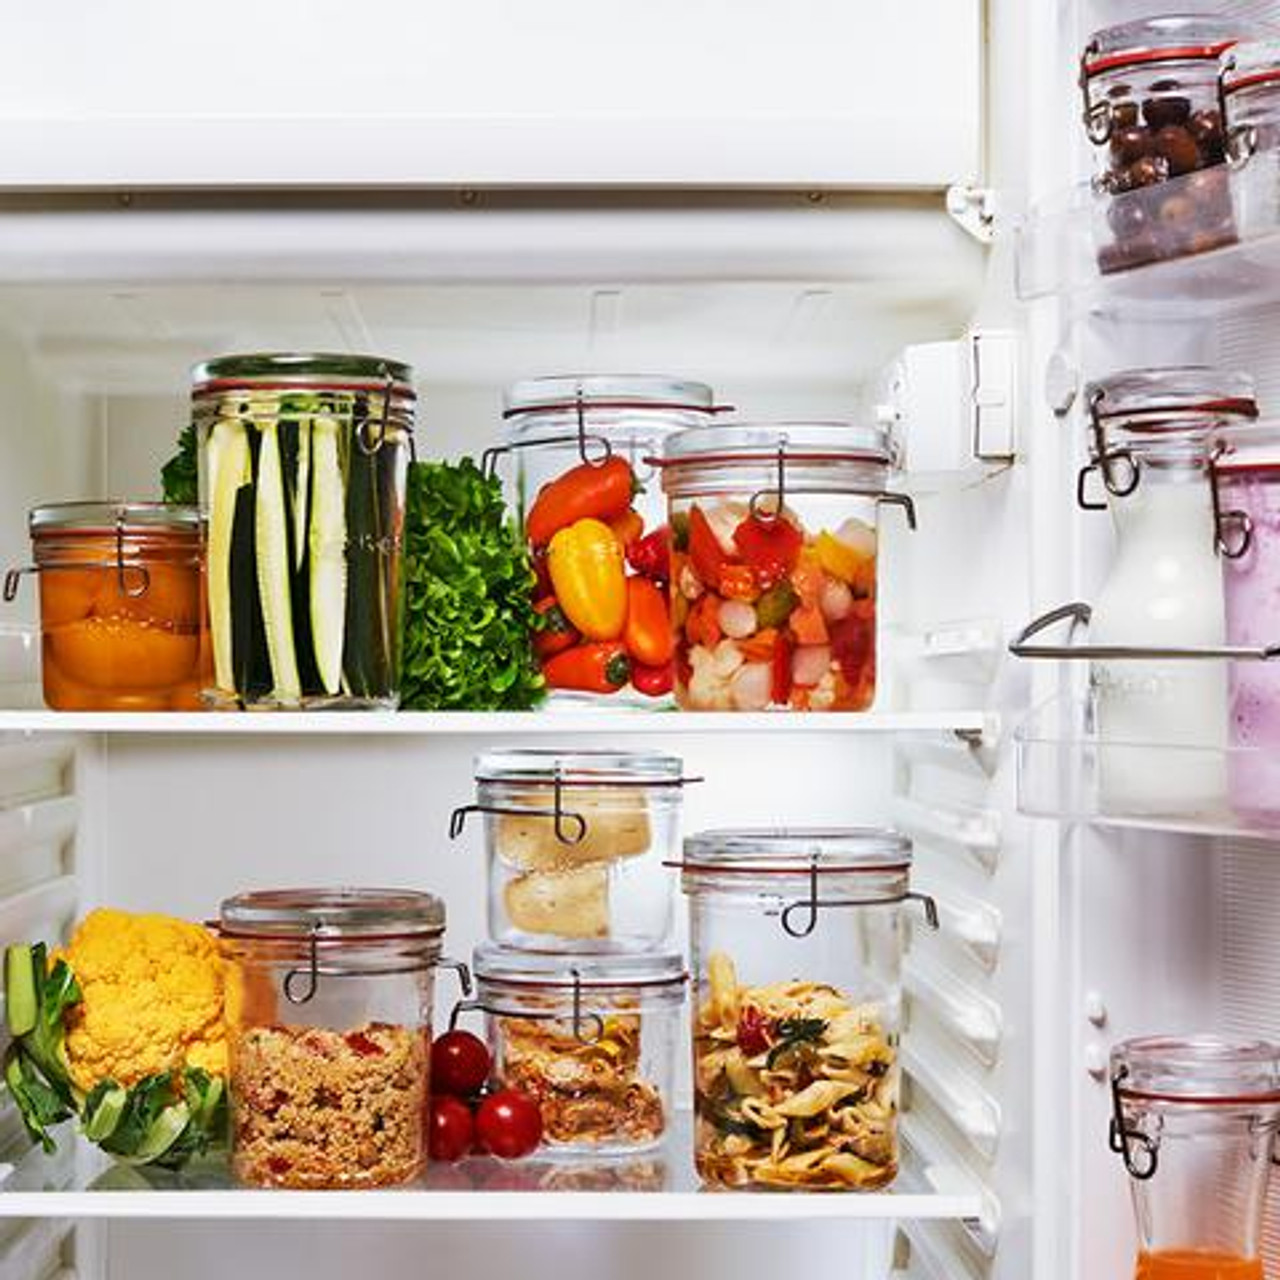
[6,502,207,711]
[192,354,414,710]
[499,375,719,707]
[676,829,934,1191]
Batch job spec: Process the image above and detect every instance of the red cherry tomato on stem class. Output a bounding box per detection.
[431,1030,492,1097]
[474,1088,544,1159]
[429,1095,475,1163]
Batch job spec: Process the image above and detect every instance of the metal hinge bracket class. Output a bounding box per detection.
[946,184,998,244]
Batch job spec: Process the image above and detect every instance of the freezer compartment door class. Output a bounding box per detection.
[0,1,982,190]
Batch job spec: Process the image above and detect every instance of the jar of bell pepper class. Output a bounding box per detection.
[657,423,913,712]
[499,375,719,707]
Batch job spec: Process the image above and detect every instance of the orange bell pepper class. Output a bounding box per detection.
[542,642,631,693]
[684,593,722,649]
[624,577,673,667]
[718,564,759,602]
[789,603,829,646]
[608,508,645,549]
[548,518,628,641]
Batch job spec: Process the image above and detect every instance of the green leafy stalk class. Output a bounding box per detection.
[161,424,199,505]
[765,1017,828,1070]
[400,459,545,710]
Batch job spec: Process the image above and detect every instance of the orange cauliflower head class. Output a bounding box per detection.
[59,908,227,1092]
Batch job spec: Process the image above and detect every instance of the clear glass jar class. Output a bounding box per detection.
[1080,16,1242,274]
[1206,422,1280,824]
[192,353,415,710]
[1110,1036,1280,1279]
[219,887,464,1189]
[501,374,718,708]
[467,944,686,1155]
[6,502,207,711]
[454,749,687,953]
[1084,367,1257,817]
[1222,40,1280,240]
[659,422,912,712]
[677,828,932,1191]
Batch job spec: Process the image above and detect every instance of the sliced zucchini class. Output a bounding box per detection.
[206,418,251,695]
[4,945,36,1037]
[293,418,311,570]
[309,416,347,696]
[255,422,301,704]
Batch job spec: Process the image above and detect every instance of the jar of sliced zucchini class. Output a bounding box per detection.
[192,354,415,710]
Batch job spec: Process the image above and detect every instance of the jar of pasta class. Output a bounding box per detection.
[450,749,691,953]
[676,828,933,1191]
[218,888,468,1189]
[466,944,686,1155]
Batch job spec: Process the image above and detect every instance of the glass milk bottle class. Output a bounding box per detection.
[1083,367,1257,817]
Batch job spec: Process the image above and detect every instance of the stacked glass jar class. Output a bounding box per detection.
[451,749,691,1155]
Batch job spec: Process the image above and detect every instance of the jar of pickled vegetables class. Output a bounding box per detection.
[676,828,933,1191]
[1110,1036,1280,1280]
[451,748,688,953]
[467,944,686,1155]
[5,501,207,711]
[500,374,719,707]
[1080,15,1243,273]
[192,353,415,710]
[219,887,468,1189]
[657,423,913,712]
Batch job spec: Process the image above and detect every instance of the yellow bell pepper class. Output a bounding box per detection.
[815,529,876,594]
[548,518,628,641]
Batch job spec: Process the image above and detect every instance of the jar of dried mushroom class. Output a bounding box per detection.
[676,828,934,1192]
[468,944,686,1155]
[219,887,467,1189]
[452,749,691,953]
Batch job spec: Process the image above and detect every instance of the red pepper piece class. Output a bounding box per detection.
[828,600,876,687]
[542,642,631,693]
[733,513,803,589]
[771,632,793,706]
[736,1006,772,1057]
[627,526,672,583]
[631,661,674,697]
[345,1031,385,1057]
[688,505,730,586]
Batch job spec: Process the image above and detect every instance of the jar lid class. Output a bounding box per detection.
[1112,1035,1280,1106]
[1222,38,1280,96]
[475,749,685,788]
[1086,366,1259,433]
[502,374,717,420]
[660,421,895,467]
[219,887,445,941]
[1082,14,1242,79]
[473,943,687,991]
[192,352,416,398]
[29,501,203,533]
[679,827,912,876]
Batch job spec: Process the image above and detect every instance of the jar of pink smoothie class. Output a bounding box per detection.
[1212,424,1280,825]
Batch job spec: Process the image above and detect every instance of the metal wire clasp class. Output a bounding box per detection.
[449,768,588,846]
[747,447,917,531]
[449,969,606,1046]
[481,389,614,479]
[780,857,938,939]
[284,921,329,1005]
[1110,1065,1160,1181]
[4,508,150,604]
[1209,442,1254,559]
[1079,40,1114,145]
[1078,388,1139,511]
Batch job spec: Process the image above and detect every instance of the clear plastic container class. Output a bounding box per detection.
[1080,15,1243,273]
[192,353,415,710]
[219,887,466,1188]
[677,828,933,1191]
[467,944,686,1155]
[658,422,913,712]
[1207,422,1280,824]
[454,749,687,953]
[1222,40,1280,240]
[500,374,718,707]
[6,502,207,711]
[1110,1036,1280,1279]
[1083,367,1257,817]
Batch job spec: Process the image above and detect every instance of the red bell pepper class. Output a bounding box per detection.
[532,596,579,660]
[688,505,730,586]
[771,633,793,706]
[627,526,672,583]
[733,513,803,589]
[828,600,876,687]
[631,661,674,698]
[542,642,631,693]
[526,456,637,547]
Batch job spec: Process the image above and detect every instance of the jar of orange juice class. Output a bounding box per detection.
[5,502,207,710]
[1110,1036,1280,1280]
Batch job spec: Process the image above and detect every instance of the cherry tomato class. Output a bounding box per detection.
[474,1089,543,1159]
[430,1030,492,1097]
[429,1095,475,1163]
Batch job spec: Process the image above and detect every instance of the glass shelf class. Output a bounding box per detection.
[1016,694,1280,841]
[0,1116,984,1222]
[1015,153,1280,311]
